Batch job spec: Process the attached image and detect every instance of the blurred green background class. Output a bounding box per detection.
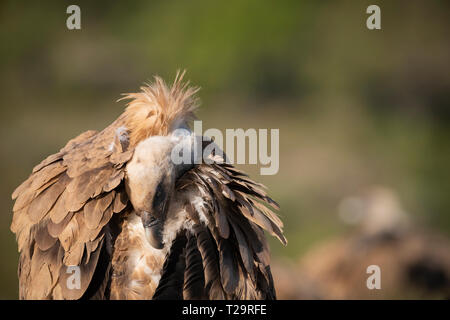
[1,1,449,299]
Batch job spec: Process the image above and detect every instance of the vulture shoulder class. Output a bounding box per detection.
[11,123,132,299]
[155,153,286,300]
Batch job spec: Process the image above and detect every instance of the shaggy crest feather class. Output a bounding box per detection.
[119,70,199,147]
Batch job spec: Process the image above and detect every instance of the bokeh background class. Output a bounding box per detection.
[1,1,449,299]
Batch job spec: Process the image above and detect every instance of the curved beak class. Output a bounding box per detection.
[141,211,164,249]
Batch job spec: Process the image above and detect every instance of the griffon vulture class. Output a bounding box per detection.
[10,72,286,300]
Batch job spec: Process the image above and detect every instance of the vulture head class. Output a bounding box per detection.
[125,132,197,249]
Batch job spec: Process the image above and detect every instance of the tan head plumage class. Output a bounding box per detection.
[119,70,199,147]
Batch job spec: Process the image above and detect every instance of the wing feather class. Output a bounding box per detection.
[27,174,68,223]
[228,218,254,278]
[175,152,284,299]
[193,225,226,299]
[83,192,115,230]
[183,232,206,299]
[11,124,131,300]
[153,233,187,300]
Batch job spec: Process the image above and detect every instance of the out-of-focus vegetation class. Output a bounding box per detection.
[0,1,449,299]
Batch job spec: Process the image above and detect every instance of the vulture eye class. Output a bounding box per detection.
[152,181,166,211]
